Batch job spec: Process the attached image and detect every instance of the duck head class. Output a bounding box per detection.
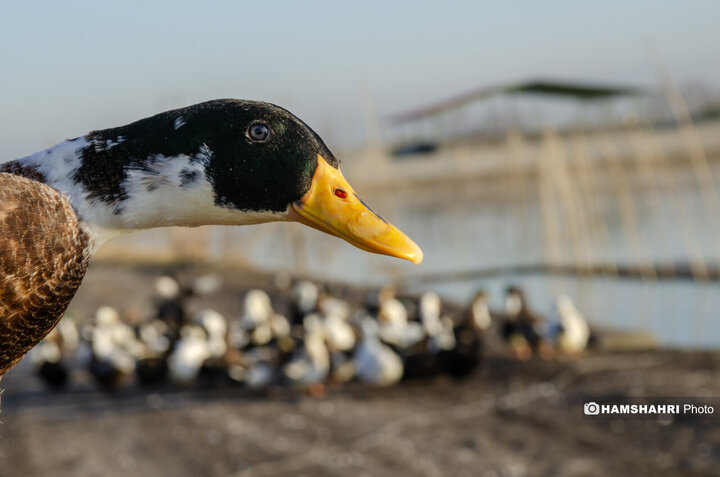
[74,99,422,264]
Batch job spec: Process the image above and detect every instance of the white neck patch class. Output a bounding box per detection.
[9,139,288,247]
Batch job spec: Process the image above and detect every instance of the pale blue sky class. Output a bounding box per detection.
[1,1,718,157]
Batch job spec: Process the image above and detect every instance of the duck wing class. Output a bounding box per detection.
[0,173,91,375]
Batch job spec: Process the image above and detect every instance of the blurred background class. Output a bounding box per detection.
[1,1,719,476]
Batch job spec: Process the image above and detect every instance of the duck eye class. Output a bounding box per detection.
[247,122,270,142]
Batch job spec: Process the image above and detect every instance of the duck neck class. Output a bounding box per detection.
[3,138,123,245]
[2,136,286,246]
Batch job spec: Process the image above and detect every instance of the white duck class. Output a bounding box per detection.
[318,295,355,352]
[283,314,330,386]
[377,298,424,350]
[167,324,212,382]
[554,295,590,354]
[195,309,228,358]
[87,306,141,389]
[469,291,493,332]
[354,316,403,386]
[419,292,456,353]
[291,279,320,322]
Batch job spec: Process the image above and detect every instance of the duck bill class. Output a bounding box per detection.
[288,155,423,264]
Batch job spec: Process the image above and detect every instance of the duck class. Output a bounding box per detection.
[377,296,424,351]
[317,294,355,352]
[167,324,213,383]
[152,275,188,339]
[239,346,281,389]
[134,315,174,385]
[151,274,221,341]
[195,309,231,387]
[239,289,276,346]
[500,286,545,360]
[419,292,456,354]
[87,306,141,391]
[316,294,357,384]
[467,290,493,333]
[354,315,404,386]
[435,295,486,379]
[282,314,330,388]
[417,291,484,378]
[549,295,591,355]
[0,99,423,378]
[290,280,320,324]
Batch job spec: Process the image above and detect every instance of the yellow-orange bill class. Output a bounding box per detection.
[288,155,423,264]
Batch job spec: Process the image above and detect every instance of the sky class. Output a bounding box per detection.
[1,1,718,158]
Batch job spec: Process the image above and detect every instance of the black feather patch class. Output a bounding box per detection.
[179,169,199,186]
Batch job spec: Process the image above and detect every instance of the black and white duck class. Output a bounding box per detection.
[289,279,321,324]
[283,313,330,388]
[152,275,188,340]
[0,99,422,379]
[317,294,356,384]
[435,293,487,379]
[87,306,140,391]
[501,286,545,360]
[134,317,173,386]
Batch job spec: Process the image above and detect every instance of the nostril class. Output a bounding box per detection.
[334,188,348,199]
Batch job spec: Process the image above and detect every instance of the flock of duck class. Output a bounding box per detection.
[27,275,593,393]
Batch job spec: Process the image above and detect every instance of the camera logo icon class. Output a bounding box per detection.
[584,402,600,415]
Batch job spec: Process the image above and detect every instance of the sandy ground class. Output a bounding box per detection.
[1,264,719,477]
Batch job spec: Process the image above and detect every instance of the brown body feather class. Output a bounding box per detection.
[0,173,90,375]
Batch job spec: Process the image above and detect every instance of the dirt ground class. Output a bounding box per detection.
[1,264,718,477]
